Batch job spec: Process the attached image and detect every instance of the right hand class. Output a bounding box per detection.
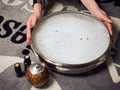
[90,9,114,35]
[26,12,41,44]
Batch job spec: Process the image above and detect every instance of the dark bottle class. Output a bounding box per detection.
[14,63,22,77]
[24,55,31,72]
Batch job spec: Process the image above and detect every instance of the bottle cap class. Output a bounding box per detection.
[15,63,20,67]
[24,55,30,59]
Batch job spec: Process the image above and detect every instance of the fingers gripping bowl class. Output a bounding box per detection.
[31,11,111,74]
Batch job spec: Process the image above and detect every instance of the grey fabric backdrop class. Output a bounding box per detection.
[0,0,120,90]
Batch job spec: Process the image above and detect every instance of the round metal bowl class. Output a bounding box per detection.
[32,11,111,74]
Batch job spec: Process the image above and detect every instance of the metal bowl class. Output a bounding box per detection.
[32,11,111,74]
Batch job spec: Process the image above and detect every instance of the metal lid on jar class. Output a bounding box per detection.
[29,63,45,75]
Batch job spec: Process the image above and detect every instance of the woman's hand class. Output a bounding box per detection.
[26,3,42,44]
[80,0,114,35]
[90,9,114,35]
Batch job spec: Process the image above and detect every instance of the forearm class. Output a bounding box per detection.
[80,0,100,12]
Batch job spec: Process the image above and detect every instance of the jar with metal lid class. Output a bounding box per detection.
[26,63,49,88]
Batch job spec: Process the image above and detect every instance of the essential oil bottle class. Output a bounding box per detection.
[14,63,22,77]
[24,55,31,72]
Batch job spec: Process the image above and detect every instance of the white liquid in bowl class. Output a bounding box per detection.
[32,12,110,65]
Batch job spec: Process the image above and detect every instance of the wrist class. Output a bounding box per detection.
[34,3,42,15]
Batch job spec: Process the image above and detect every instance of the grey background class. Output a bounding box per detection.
[0,0,120,90]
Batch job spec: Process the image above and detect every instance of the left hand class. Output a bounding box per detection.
[90,9,114,35]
